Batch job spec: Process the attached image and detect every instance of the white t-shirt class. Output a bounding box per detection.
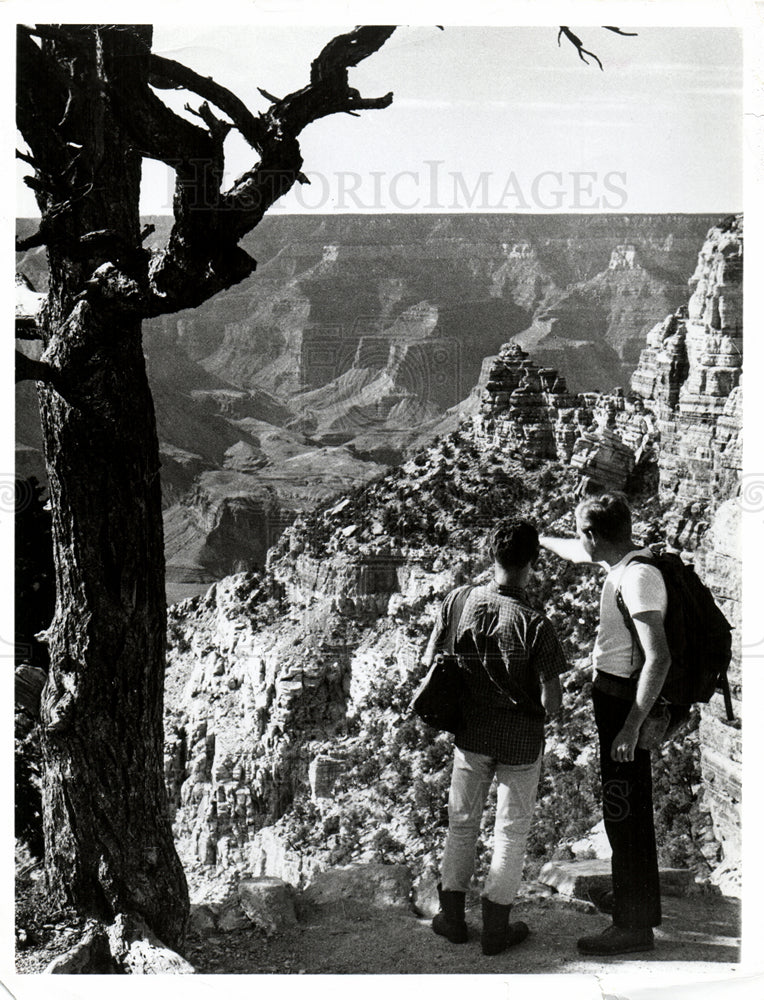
[592,548,668,678]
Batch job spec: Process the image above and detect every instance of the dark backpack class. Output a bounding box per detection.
[410,585,473,733]
[615,548,734,719]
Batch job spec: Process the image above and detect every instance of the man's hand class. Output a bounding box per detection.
[611,723,640,762]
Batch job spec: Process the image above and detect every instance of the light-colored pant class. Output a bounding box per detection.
[440,747,543,906]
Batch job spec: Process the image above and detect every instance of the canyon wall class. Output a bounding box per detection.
[161,215,743,894]
[16,213,722,599]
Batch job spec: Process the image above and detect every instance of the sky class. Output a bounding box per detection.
[15,24,743,215]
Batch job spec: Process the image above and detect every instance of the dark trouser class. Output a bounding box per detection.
[592,682,662,929]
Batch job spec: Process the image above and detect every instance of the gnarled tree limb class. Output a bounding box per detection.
[149,52,268,150]
[16,350,58,385]
[143,24,396,315]
[558,25,637,70]
[19,24,398,319]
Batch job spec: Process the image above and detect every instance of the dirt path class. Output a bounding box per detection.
[184,892,741,977]
[17,864,740,980]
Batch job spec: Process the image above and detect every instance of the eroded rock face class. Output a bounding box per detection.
[162,216,743,896]
[629,217,743,877]
[164,576,358,870]
[634,217,743,519]
[473,345,655,492]
[472,343,592,465]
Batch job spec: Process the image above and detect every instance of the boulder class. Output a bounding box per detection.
[238,877,298,936]
[216,901,251,932]
[538,859,696,899]
[303,863,412,911]
[188,903,218,934]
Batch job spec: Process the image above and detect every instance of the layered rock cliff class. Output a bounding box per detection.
[162,215,743,900]
[16,213,722,597]
[629,217,743,889]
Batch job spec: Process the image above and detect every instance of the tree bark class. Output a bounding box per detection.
[17,21,396,955]
[20,25,189,949]
[37,306,188,948]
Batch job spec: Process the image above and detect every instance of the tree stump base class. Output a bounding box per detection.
[45,914,195,974]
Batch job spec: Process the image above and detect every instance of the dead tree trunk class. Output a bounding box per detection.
[16,22,396,957]
[19,25,189,948]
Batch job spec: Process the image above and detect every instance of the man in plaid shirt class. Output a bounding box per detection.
[423,519,568,955]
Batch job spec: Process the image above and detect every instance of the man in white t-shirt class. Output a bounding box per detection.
[540,492,670,956]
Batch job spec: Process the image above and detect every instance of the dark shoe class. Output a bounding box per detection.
[481,896,530,956]
[431,884,468,944]
[587,886,614,915]
[577,924,654,955]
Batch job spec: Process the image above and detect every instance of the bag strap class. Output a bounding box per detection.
[614,554,655,675]
[444,585,473,651]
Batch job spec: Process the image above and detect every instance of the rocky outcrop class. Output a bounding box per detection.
[630,217,743,884]
[164,575,363,869]
[472,345,655,491]
[472,344,591,464]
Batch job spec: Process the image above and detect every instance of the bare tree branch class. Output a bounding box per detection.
[557,26,636,68]
[16,350,58,384]
[149,52,268,150]
[142,24,397,315]
[16,231,47,252]
[16,148,36,167]
[558,26,604,70]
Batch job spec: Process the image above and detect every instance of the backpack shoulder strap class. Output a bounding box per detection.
[614,554,658,673]
[614,553,659,608]
[444,585,473,649]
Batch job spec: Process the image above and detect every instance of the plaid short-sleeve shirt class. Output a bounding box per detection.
[437,581,568,764]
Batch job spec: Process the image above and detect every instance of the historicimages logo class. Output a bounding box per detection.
[285,162,628,212]
[171,162,629,213]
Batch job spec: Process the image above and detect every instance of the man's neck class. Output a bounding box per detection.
[494,565,529,590]
[600,539,639,569]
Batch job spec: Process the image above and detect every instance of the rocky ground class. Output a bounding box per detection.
[182,894,741,977]
[16,863,740,977]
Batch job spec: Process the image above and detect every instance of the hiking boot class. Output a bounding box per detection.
[481,896,530,956]
[431,884,468,944]
[587,886,614,915]
[577,924,654,955]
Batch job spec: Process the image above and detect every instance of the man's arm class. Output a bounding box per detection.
[421,619,445,668]
[538,535,595,564]
[533,618,568,717]
[610,610,671,762]
[541,675,562,716]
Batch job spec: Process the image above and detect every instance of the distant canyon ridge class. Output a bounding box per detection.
[16,213,724,602]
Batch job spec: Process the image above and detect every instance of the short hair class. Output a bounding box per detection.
[488,519,540,570]
[576,492,632,544]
